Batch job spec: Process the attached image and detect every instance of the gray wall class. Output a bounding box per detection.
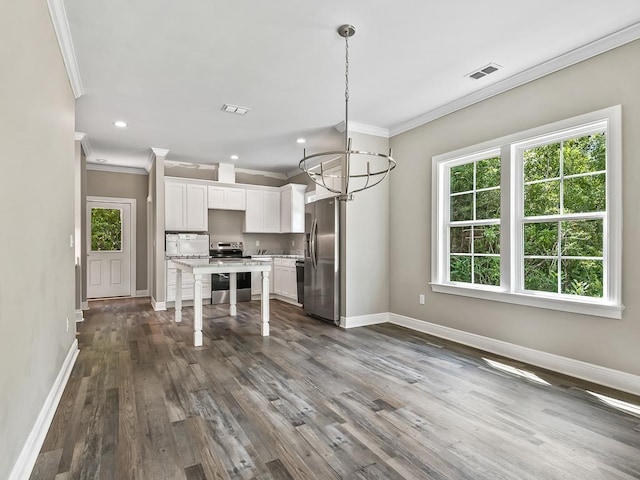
[87,170,149,290]
[389,39,640,376]
[0,0,77,477]
[343,133,391,318]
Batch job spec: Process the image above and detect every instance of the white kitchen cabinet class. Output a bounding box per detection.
[251,258,274,295]
[165,179,208,231]
[207,185,246,211]
[165,182,186,231]
[166,260,211,302]
[280,184,307,233]
[186,183,208,231]
[273,257,297,301]
[244,188,281,233]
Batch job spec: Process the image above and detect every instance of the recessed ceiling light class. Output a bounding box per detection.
[296,138,306,144]
[230,155,239,160]
[95,158,108,163]
[113,120,128,128]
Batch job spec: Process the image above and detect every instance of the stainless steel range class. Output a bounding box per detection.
[210,241,252,304]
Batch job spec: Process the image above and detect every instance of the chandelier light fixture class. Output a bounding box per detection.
[299,24,396,201]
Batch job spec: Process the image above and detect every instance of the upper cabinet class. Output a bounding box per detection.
[207,185,246,211]
[281,184,307,233]
[244,188,281,233]
[165,178,208,231]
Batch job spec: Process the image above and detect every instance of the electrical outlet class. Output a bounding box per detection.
[419,294,425,305]
[291,240,295,246]
[69,235,74,248]
[256,240,260,247]
[66,317,69,332]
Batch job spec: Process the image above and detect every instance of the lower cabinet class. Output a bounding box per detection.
[166,260,211,302]
[251,257,299,303]
[251,259,274,296]
[273,258,298,301]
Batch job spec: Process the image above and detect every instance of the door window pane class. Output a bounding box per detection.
[91,208,122,251]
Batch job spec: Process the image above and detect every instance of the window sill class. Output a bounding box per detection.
[430,283,624,319]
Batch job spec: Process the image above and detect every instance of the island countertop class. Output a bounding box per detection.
[171,257,273,272]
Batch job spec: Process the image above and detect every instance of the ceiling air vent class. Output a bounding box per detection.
[466,63,502,80]
[221,103,250,115]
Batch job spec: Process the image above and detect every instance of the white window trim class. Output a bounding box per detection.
[431,105,623,319]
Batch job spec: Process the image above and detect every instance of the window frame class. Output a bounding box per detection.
[431,106,623,319]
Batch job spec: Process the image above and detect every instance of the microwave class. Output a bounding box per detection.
[165,233,210,257]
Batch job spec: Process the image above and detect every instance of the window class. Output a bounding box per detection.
[448,152,501,286]
[432,106,622,318]
[90,207,123,251]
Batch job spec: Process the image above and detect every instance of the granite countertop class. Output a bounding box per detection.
[250,254,304,259]
[172,257,272,268]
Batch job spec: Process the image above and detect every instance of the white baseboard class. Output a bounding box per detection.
[388,313,640,397]
[135,289,149,297]
[340,312,389,329]
[80,301,88,310]
[9,339,79,480]
[151,297,166,311]
[74,309,84,323]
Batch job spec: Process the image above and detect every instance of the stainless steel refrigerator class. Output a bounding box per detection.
[304,197,340,324]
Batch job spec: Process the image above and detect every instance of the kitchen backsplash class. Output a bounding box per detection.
[207,209,304,255]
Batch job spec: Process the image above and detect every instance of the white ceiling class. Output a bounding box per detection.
[64,0,640,174]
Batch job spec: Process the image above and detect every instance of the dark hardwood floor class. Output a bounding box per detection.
[30,298,640,480]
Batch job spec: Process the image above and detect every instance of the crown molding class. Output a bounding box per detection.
[75,133,92,159]
[47,0,84,99]
[391,21,640,137]
[335,121,390,138]
[86,162,148,176]
[151,148,170,157]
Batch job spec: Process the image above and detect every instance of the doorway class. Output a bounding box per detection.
[86,197,136,298]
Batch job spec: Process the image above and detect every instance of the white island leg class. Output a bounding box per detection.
[229,272,237,316]
[193,273,203,346]
[261,270,270,336]
[175,269,182,323]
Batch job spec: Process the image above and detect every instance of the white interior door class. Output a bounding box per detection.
[87,200,132,298]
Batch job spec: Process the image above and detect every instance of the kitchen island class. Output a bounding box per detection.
[171,258,272,346]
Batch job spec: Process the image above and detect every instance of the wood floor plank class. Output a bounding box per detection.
[30,298,640,480]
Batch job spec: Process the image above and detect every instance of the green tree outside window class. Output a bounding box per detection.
[91,208,122,251]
